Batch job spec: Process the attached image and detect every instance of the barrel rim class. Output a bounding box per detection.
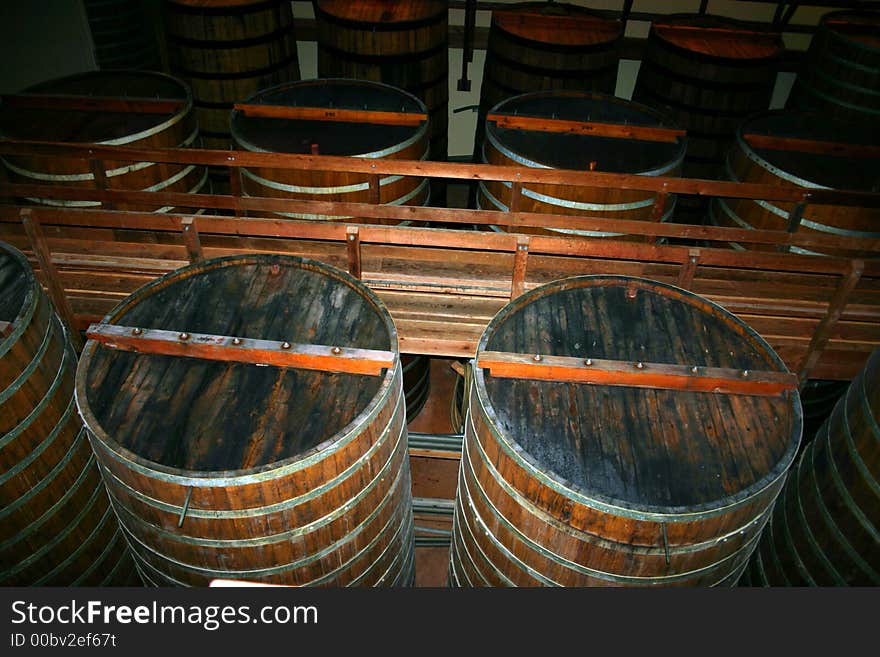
[230,78,429,159]
[472,274,803,520]
[485,90,687,176]
[75,253,401,484]
[819,9,880,55]
[649,12,785,63]
[734,109,874,191]
[0,242,39,359]
[1,70,194,147]
[491,1,623,49]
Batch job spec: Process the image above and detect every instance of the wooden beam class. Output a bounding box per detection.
[1,94,186,115]
[20,209,84,352]
[478,351,798,397]
[487,113,686,143]
[180,217,203,263]
[743,134,880,159]
[85,324,395,376]
[510,236,529,300]
[233,104,428,126]
[346,226,362,280]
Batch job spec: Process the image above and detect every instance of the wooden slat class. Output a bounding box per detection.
[487,113,686,143]
[233,104,428,126]
[478,351,798,396]
[85,324,395,376]
[743,134,880,159]
[1,94,186,115]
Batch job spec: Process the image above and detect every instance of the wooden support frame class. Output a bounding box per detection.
[743,133,880,159]
[85,324,395,376]
[180,217,203,263]
[486,113,686,143]
[346,226,362,280]
[478,351,798,397]
[0,94,186,115]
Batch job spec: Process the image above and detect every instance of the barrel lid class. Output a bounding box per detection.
[493,2,622,47]
[486,91,685,175]
[76,254,399,478]
[0,71,192,145]
[822,10,880,50]
[0,242,31,328]
[474,276,802,517]
[231,79,428,157]
[316,0,446,24]
[652,14,783,60]
[737,110,880,192]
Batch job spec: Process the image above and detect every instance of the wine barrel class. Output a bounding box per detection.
[477,91,685,238]
[0,70,206,212]
[164,0,300,150]
[787,10,880,125]
[402,354,430,422]
[745,348,880,586]
[231,79,430,223]
[75,253,415,586]
[474,2,622,160]
[83,0,162,70]
[450,275,802,587]
[0,241,138,586]
[633,14,783,180]
[709,110,880,257]
[314,1,448,165]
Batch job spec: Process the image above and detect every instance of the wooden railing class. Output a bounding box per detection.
[1,138,878,383]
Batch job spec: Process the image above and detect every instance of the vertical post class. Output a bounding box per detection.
[509,180,522,214]
[368,174,381,205]
[89,158,114,210]
[780,201,806,253]
[229,166,244,217]
[676,248,701,290]
[797,259,864,385]
[20,208,84,352]
[457,0,475,91]
[650,189,669,244]
[346,226,362,280]
[181,217,203,263]
[510,236,530,300]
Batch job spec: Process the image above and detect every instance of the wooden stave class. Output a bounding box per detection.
[314,1,448,162]
[450,275,801,587]
[75,254,415,586]
[164,0,301,148]
[0,242,135,586]
[477,92,683,238]
[0,71,207,213]
[231,80,431,224]
[709,112,880,257]
[787,10,880,122]
[402,354,430,422]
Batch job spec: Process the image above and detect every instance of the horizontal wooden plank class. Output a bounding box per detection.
[743,133,880,159]
[86,324,396,376]
[478,351,799,396]
[233,103,428,126]
[0,94,186,115]
[487,113,686,143]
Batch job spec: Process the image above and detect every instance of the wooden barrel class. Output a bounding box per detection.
[474,2,622,160]
[0,70,206,213]
[0,241,138,586]
[231,79,430,223]
[633,14,783,180]
[402,354,430,422]
[450,275,802,587]
[314,1,448,165]
[709,110,880,257]
[477,91,685,238]
[787,10,880,125]
[164,0,300,150]
[75,253,415,586]
[745,347,880,586]
[83,0,162,70]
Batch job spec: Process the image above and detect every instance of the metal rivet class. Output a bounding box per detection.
[178,332,189,341]
[332,346,342,355]
[348,234,355,241]
[691,366,698,373]
[636,361,645,369]
[232,337,242,346]
[626,287,637,300]
[533,354,542,362]
[132,327,142,336]
[742,370,749,378]
[281,341,291,350]
[584,358,592,366]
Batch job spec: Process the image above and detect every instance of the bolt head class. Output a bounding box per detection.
[178,332,189,341]
[584,358,592,366]
[533,354,542,362]
[232,337,242,346]
[281,341,291,350]
[636,361,645,369]
[132,327,142,336]
[332,346,342,355]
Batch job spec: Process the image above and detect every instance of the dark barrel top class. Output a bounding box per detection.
[77,255,397,475]
[822,10,880,50]
[492,2,621,47]
[315,0,446,24]
[476,276,802,514]
[0,71,191,144]
[230,79,428,156]
[651,14,783,60]
[738,111,880,191]
[486,91,685,174]
[0,243,30,328]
